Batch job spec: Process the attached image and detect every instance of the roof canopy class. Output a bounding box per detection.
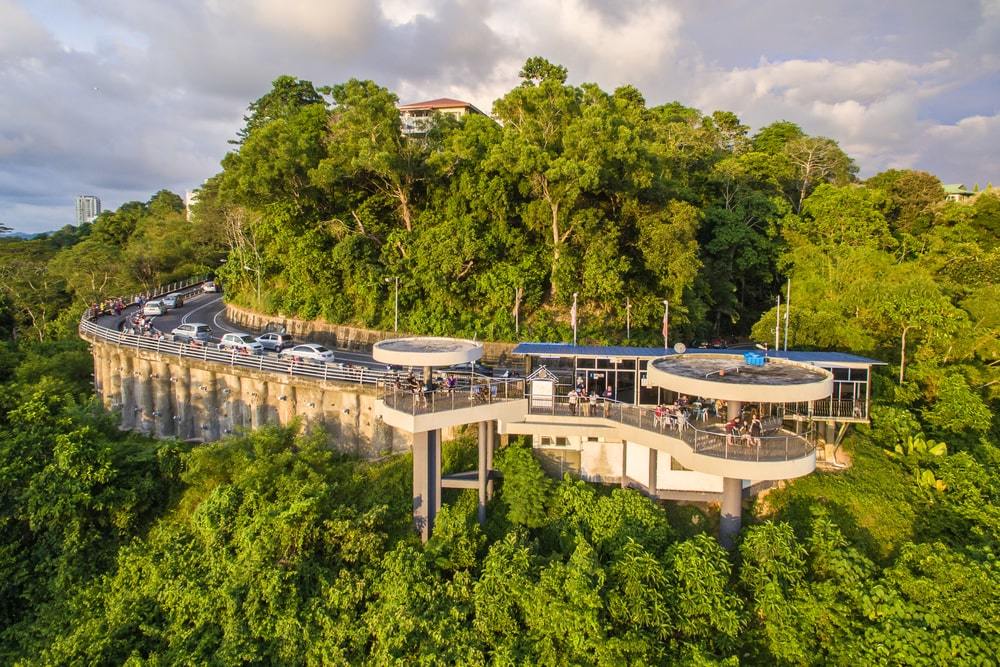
[511,342,886,366]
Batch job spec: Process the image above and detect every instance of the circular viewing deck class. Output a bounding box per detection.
[646,353,833,403]
[372,337,483,367]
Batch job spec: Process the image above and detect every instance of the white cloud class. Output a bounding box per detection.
[1,0,998,233]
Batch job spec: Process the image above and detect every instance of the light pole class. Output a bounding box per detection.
[626,298,631,342]
[571,292,578,346]
[662,300,669,349]
[385,277,399,333]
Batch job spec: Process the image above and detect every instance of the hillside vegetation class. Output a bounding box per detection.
[0,58,997,664]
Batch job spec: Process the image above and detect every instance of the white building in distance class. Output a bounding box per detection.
[75,195,101,225]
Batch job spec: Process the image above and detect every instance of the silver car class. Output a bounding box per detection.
[171,323,212,342]
[255,332,294,352]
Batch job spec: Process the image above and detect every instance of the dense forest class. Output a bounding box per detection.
[1,58,998,663]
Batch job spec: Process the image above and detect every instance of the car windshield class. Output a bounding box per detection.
[313,346,330,353]
[237,335,253,342]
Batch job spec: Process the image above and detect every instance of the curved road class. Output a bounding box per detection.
[146,291,388,370]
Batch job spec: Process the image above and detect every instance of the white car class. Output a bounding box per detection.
[280,343,335,363]
[142,301,167,316]
[219,332,264,354]
[203,281,220,293]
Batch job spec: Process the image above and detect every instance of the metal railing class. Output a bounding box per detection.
[80,318,393,387]
[527,395,815,463]
[784,399,867,420]
[379,379,527,416]
[81,275,209,321]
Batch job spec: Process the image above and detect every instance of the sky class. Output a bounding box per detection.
[1,0,998,234]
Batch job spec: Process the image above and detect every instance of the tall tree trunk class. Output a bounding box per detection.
[549,200,560,298]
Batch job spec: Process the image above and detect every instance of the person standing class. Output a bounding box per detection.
[589,391,598,417]
[568,388,578,415]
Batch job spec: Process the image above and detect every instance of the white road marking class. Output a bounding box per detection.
[181,294,221,324]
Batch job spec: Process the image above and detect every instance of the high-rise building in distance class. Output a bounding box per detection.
[76,195,101,225]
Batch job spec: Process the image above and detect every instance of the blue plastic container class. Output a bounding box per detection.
[743,352,766,366]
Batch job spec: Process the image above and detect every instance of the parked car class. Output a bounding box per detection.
[444,361,494,377]
[280,343,335,363]
[171,323,212,342]
[161,293,184,309]
[142,301,167,316]
[219,332,264,354]
[203,281,220,293]
[255,332,294,352]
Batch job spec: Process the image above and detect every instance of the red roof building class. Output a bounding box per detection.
[398,98,486,135]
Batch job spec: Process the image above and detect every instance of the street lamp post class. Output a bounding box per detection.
[385,277,399,333]
[626,298,631,342]
[662,299,669,349]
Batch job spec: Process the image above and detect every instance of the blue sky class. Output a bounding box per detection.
[1,0,998,233]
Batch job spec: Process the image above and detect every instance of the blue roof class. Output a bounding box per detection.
[511,342,886,365]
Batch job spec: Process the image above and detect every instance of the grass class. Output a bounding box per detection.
[753,434,920,562]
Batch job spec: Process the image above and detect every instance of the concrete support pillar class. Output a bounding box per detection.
[152,360,173,438]
[433,429,442,518]
[136,359,154,435]
[727,400,743,421]
[120,355,135,429]
[486,420,495,499]
[412,430,441,542]
[478,422,488,525]
[621,441,629,488]
[647,448,658,496]
[107,350,123,410]
[720,477,743,548]
[173,366,192,439]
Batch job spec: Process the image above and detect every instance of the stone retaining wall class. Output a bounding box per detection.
[225,302,522,367]
[88,339,419,456]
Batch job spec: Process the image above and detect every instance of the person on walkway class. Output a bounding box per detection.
[589,391,598,417]
[749,412,763,447]
[568,388,579,415]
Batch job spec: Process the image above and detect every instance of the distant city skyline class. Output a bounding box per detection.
[1,0,998,234]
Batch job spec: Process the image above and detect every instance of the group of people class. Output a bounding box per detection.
[390,372,470,407]
[86,297,128,319]
[127,312,158,336]
[724,411,764,447]
[566,385,612,416]
[653,403,689,431]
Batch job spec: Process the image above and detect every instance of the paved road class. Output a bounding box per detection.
[145,291,389,370]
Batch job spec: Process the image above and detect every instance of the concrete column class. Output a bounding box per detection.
[647,448,658,496]
[120,355,135,429]
[486,420,495,499]
[434,429,443,518]
[107,350,123,410]
[621,441,629,488]
[478,422,488,524]
[412,430,440,542]
[152,360,173,438]
[135,359,154,435]
[727,400,743,421]
[720,477,743,548]
[172,366,192,439]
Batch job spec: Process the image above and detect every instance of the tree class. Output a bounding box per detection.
[313,79,425,237]
[236,75,324,143]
